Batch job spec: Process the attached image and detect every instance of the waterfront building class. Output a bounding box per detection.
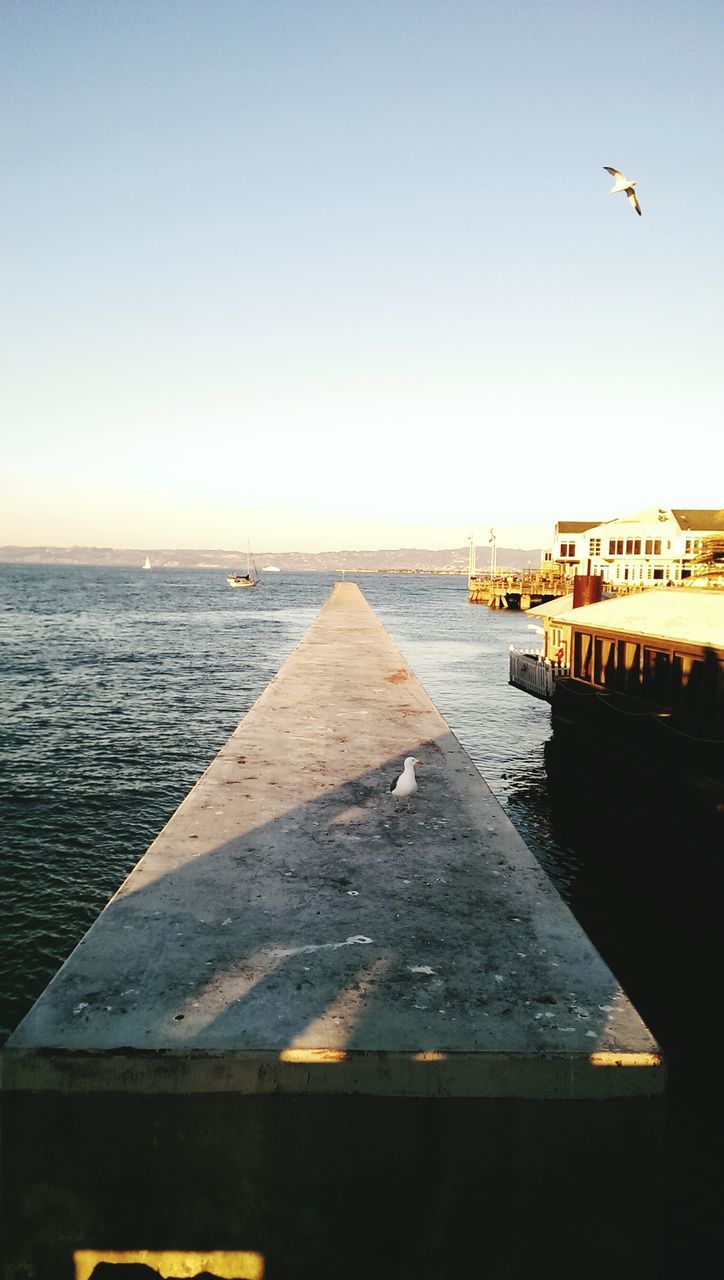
[510,588,724,803]
[542,508,724,587]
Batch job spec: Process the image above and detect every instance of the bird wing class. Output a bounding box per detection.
[603,166,625,181]
[390,776,399,792]
[626,187,642,215]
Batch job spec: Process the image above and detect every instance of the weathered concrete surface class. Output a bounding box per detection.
[1,582,665,1278]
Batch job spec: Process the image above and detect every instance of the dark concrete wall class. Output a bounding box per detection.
[3,1089,664,1279]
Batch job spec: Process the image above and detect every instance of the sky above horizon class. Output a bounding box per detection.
[1,0,722,552]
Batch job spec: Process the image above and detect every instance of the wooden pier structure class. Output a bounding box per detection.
[469,570,569,610]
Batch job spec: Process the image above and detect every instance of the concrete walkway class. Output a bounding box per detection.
[1,582,665,1278]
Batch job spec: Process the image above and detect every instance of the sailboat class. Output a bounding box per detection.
[142,556,152,570]
[227,543,259,589]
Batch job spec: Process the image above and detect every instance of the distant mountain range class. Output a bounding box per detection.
[0,545,541,572]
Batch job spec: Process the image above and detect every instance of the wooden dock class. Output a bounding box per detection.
[469,570,569,609]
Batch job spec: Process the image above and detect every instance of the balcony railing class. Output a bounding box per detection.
[509,649,569,700]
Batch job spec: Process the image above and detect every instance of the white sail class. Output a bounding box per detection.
[142,556,151,570]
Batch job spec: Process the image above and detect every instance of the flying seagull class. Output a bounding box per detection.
[603,166,641,216]
[390,756,423,812]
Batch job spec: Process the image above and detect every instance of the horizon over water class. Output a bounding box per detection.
[1,563,721,1272]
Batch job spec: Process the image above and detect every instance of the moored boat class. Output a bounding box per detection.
[228,543,259,588]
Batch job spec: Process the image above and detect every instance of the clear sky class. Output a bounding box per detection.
[1,0,722,551]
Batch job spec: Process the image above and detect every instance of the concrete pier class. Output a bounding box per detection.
[1,583,664,1279]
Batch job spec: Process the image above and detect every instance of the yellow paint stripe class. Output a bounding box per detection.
[412,1051,447,1062]
[74,1252,264,1280]
[589,1051,663,1068]
[278,1047,348,1063]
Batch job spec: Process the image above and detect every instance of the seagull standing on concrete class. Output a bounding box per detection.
[390,756,423,812]
[603,166,642,215]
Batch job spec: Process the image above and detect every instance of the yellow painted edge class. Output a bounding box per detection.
[589,1051,663,1068]
[279,1048,661,1069]
[278,1047,348,1063]
[74,1249,264,1280]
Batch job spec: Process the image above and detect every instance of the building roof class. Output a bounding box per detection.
[672,509,724,532]
[527,591,613,619]
[556,521,600,534]
[527,594,575,618]
[555,589,724,651]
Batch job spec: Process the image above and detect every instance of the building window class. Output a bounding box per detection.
[654,539,661,555]
[589,538,601,556]
[574,632,593,680]
[653,567,664,580]
[608,539,616,556]
[633,539,641,555]
[643,648,671,702]
[594,637,616,687]
[549,626,566,662]
[685,539,692,554]
[645,539,653,555]
[618,640,641,694]
[559,542,577,558]
[625,539,633,554]
[671,653,704,715]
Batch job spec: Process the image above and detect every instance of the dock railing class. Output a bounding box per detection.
[509,648,569,700]
[469,570,570,595]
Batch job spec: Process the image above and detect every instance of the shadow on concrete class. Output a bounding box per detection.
[3,738,665,1280]
[18,732,643,1061]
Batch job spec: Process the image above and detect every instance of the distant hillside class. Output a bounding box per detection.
[0,544,541,572]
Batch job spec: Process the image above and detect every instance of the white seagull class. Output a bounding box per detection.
[603,166,641,216]
[390,756,423,812]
